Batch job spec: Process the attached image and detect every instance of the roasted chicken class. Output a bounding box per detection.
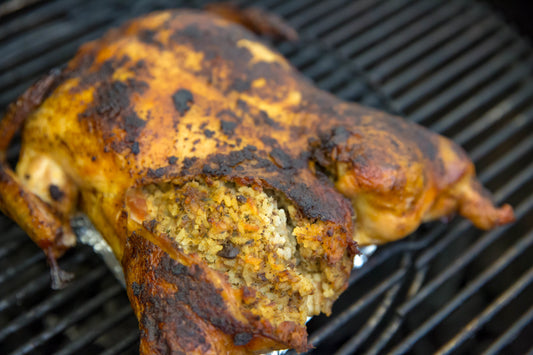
[0,8,514,355]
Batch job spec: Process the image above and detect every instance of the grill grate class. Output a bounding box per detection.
[1,0,532,354]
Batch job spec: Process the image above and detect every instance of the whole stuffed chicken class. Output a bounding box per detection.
[0,8,514,355]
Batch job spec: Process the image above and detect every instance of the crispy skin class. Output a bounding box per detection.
[0,9,514,354]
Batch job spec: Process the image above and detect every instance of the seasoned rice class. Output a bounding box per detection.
[141,178,347,326]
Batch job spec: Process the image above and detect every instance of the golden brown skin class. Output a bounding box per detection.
[0,9,514,354]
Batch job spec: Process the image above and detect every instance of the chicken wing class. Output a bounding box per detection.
[0,9,513,354]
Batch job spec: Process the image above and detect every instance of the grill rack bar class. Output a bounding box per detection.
[366,4,490,87]
[394,30,516,116]
[0,266,108,342]
[408,43,530,124]
[391,226,533,354]
[438,265,533,354]
[333,283,403,355]
[0,237,23,260]
[100,332,139,355]
[0,7,114,72]
[54,305,134,355]
[9,285,123,355]
[326,1,440,61]
[0,250,91,313]
[483,305,533,355]
[0,0,87,42]
[324,0,413,47]
[429,70,529,136]
[0,251,45,285]
[469,106,533,164]
[285,0,349,30]
[379,5,486,99]
[352,1,464,78]
[453,82,533,146]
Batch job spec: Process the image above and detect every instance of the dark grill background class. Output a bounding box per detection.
[1,0,532,354]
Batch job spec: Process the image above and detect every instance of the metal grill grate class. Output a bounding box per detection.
[1,0,532,354]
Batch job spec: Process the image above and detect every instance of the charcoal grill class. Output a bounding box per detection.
[1,0,532,354]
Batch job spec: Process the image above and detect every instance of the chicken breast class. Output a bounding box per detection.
[0,9,513,354]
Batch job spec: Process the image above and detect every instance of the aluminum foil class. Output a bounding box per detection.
[71,214,125,286]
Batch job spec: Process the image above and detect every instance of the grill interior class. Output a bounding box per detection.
[1,0,532,354]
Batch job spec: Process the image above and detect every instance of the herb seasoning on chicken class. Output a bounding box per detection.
[0,9,514,355]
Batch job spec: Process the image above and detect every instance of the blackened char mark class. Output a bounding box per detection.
[125,233,261,348]
[260,136,278,147]
[236,99,282,130]
[181,157,198,176]
[217,109,242,137]
[172,89,194,116]
[220,120,238,136]
[123,233,213,354]
[131,281,144,296]
[131,141,140,155]
[236,99,249,114]
[79,77,148,154]
[71,55,131,92]
[234,332,253,346]
[202,145,260,176]
[156,255,189,277]
[319,126,351,150]
[169,23,254,66]
[138,29,164,49]
[200,144,348,223]
[156,258,245,334]
[92,81,128,117]
[125,78,149,93]
[309,125,352,169]
[122,111,146,154]
[139,300,209,354]
[267,176,348,223]
[230,78,251,92]
[172,24,202,40]
[48,184,65,201]
[217,109,242,123]
[147,167,168,179]
[269,148,293,169]
[255,110,280,129]
[133,59,148,72]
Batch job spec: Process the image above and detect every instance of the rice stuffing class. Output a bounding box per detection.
[141,177,349,326]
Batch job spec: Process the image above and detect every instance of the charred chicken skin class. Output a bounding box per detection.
[0,9,514,355]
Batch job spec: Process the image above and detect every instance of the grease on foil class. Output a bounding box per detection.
[71,214,377,354]
[71,214,125,286]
